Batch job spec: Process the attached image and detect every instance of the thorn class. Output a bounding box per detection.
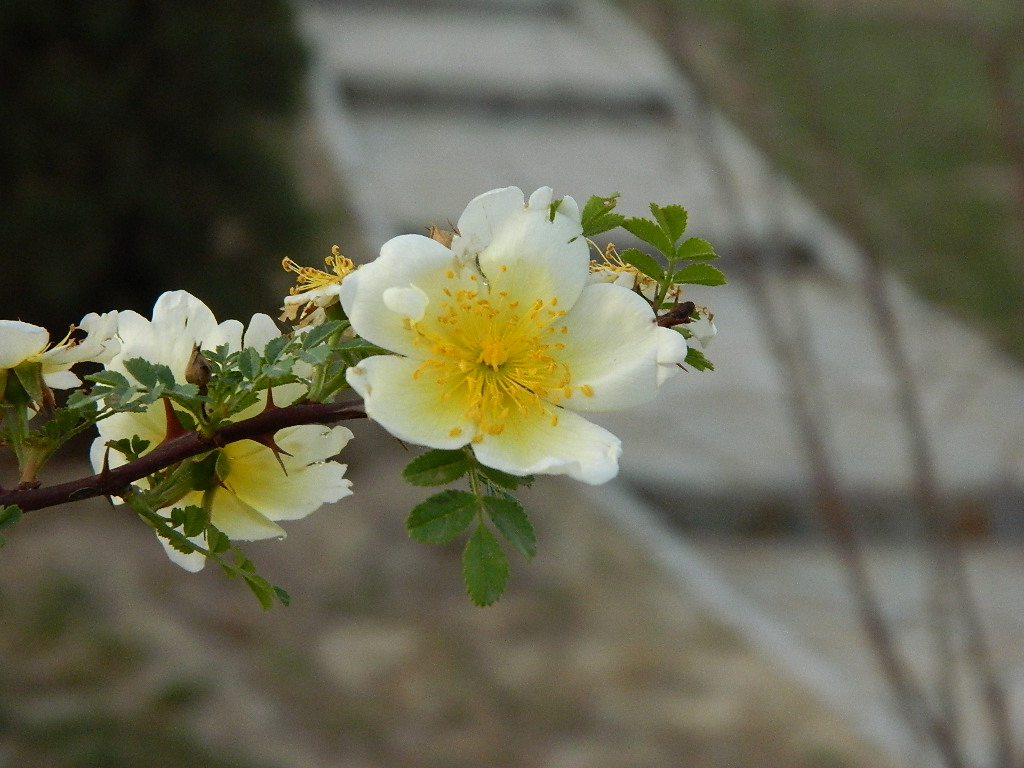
[252,432,293,475]
[262,387,280,413]
[100,446,113,477]
[161,397,190,443]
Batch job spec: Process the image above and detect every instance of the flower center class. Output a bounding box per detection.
[410,268,586,441]
[477,337,509,370]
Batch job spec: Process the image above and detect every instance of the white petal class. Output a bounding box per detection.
[276,423,354,465]
[451,186,527,262]
[40,369,81,389]
[555,282,688,412]
[382,284,429,322]
[473,407,622,485]
[346,356,473,450]
[340,234,461,357]
[157,530,208,572]
[554,193,580,223]
[77,311,121,364]
[208,490,287,541]
[242,313,281,352]
[526,186,554,209]
[689,314,717,349]
[655,327,690,385]
[476,196,589,313]
[91,405,169,473]
[0,321,48,368]
[150,290,222,343]
[227,425,353,521]
[112,292,240,380]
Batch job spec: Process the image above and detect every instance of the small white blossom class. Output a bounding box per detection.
[0,311,119,390]
[279,249,355,325]
[91,290,353,571]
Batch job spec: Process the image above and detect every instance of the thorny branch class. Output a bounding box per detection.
[0,399,366,513]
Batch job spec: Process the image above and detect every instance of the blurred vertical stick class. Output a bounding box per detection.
[641,0,951,760]
[773,7,1015,767]
[639,0,1021,765]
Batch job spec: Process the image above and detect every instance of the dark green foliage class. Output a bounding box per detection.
[402,449,472,487]
[462,523,509,606]
[672,263,727,287]
[482,494,536,560]
[0,0,310,327]
[478,465,533,490]
[406,489,477,544]
[684,344,715,372]
[580,193,627,237]
[619,247,665,281]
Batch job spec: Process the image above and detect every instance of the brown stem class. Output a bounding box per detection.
[0,399,366,513]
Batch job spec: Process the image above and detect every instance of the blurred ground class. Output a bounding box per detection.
[0,426,896,768]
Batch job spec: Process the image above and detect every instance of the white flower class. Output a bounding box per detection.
[0,312,120,390]
[91,290,353,572]
[341,186,688,485]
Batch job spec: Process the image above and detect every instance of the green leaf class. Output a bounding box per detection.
[12,362,45,407]
[462,524,509,606]
[622,217,675,256]
[479,465,533,490]
[189,452,221,492]
[402,449,471,486]
[684,345,715,372]
[619,248,665,282]
[483,496,535,559]
[164,534,197,555]
[238,347,261,380]
[106,437,142,461]
[407,489,478,544]
[85,370,131,389]
[244,573,276,610]
[650,203,688,242]
[336,337,387,354]
[671,263,727,287]
[178,505,208,537]
[675,236,718,261]
[301,320,344,349]
[123,357,164,389]
[207,527,231,553]
[154,363,177,389]
[580,194,626,238]
[131,435,151,457]
[273,586,291,607]
[0,505,23,531]
[263,335,290,364]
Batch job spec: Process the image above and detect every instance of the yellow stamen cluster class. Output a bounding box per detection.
[410,267,592,442]
[282,246,355,296]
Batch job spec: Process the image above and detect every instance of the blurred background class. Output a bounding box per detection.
[2,0,1024,766]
